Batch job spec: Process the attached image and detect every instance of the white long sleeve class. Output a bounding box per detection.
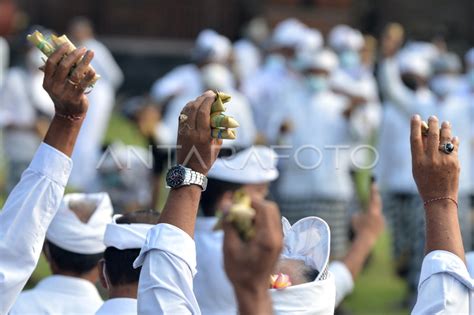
[412,250,473,315]
[329,261,355,307]
[0,143,72,315]
[378,58,418,118]
[134,223,201,315]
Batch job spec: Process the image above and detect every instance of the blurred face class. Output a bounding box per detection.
[305,68,329,93]
[243,183,270,199]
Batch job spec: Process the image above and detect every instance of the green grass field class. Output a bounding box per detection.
[4,112,410,314]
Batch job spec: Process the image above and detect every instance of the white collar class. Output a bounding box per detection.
[36,275,102,298]
[96,298,137,315]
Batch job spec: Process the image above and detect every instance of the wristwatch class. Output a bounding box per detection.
[166,165,208,191]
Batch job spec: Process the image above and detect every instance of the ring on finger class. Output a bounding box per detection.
[439,142,455,154]
[179,114,189,123]
[67,78,80,87]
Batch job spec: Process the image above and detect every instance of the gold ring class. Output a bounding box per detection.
[179,114,188,123]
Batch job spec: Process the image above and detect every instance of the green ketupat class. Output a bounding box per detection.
[210,91,239,140]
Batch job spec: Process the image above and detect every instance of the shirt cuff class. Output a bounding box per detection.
[329,261,354,305]
[133,223,197,275]
[28,143,73,187]
[419,250,473,290]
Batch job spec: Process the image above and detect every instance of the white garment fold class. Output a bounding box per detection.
[0,143,72,315]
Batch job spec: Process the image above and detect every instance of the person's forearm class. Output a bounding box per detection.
[342,231,377,279]
[43,115,85,157]
[235,286,273,315]
[158,185,202,237]
[425,199,465,262]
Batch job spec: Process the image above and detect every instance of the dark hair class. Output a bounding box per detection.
[200,178,242,217]
[46,241,103,275]
[104,210,160,286]
[304,268,320,283]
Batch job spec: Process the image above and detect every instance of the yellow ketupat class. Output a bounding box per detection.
[27,30,100,86]
[211,91,239,140]
[421,120,429,136]
[213,190,256,241]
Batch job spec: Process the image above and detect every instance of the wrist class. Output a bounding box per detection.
[234,284,272,315]
[423,196,458,209]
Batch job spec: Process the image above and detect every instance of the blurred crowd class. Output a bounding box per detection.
[1,15,474,308]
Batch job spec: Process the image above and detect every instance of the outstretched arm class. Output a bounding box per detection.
[0,44,96,314]
[135,91,222,314]
[411,115,470,314]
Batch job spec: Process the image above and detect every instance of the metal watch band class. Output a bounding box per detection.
[183,168,208,191]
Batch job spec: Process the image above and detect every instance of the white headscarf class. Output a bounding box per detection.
[103,214,154,250]
[46,193,113,254]
[271,217,336,314]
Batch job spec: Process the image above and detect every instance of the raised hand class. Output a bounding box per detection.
[176,90,222,175]
[42,44,96,119]
[410,114,464,260]
[223,198,283,315]
[410,115,460,205]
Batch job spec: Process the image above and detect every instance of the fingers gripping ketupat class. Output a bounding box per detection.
[27,30,100,86]
[214,190,256,241]
[210,91,239,140]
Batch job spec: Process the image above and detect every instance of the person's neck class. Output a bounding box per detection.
[108,283,138,299]
[52,269,98,284]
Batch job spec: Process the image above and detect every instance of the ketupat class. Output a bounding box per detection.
[213,190,256,241]
[26,30,100,86]
[210,91,239,140]
[211,128,237,140]
[421,120,429,136]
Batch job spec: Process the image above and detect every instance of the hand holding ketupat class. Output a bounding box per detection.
[27,30,100,87]
[214,190,256,241]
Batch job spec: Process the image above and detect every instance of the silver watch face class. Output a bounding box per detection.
[166,165,186,188]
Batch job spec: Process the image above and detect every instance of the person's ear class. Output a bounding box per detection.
[98,259,109,290]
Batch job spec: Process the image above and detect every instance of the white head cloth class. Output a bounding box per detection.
[201,63,235,91]
[465,48,474,68]
[328,24,363,52]
[271,216,336,314]
[103,214,154,250]
[272,18,306,48]
[398,50,432,78]
[233,39,261,81]
[46,193,113,254]
[208,146,279,184]
[194,29,231,63]
[300,49,339,73]
[297,28,323,55]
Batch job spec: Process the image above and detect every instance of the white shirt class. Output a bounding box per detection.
[134,223,200,315]
[194,217,236,315]
[95,298,137,315]
[376,58,436,193]
[0,143,72,315]
[150,64,203,103]
[10,275,103,315]
[274,89,357,200]
[85,38,124,90]
[412,250,473,314]
[69,79,114,190]
[0,36,8,88]
[328,261,354,307]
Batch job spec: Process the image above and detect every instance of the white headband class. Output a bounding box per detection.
[103,215,154,250]
[46,193,113,254]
